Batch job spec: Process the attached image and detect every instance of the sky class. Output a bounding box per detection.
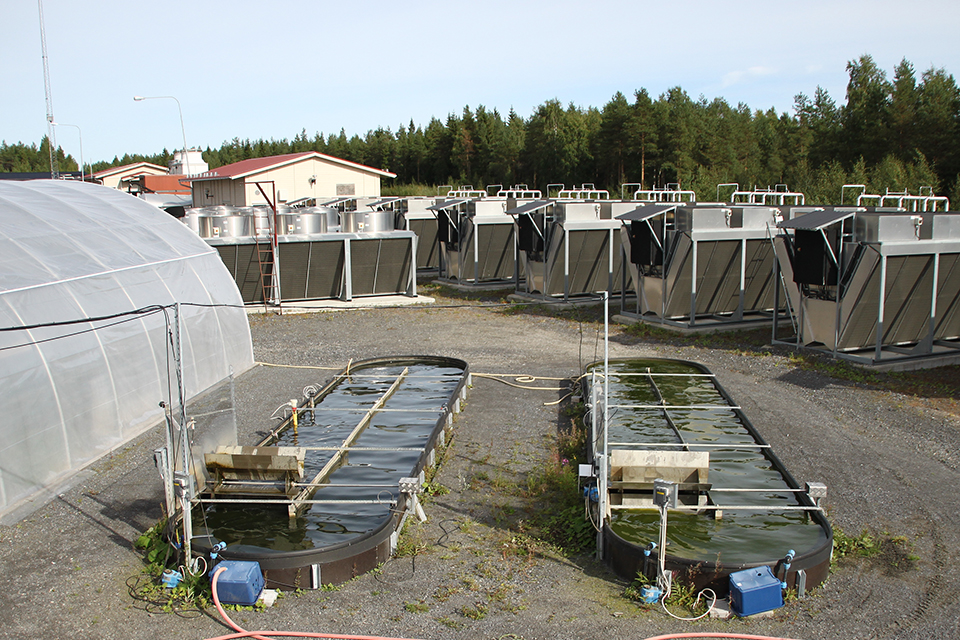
[4,0,960,168]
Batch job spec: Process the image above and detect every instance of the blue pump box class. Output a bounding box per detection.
[211,560,264,606]
[729,565,783,617]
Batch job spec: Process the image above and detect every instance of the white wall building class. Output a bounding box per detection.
[189,151,396,207]
[169,149,208,176]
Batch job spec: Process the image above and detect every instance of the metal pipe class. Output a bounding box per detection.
[876,255,887,361]
[609,504,822,512]
[622,183,642,200]
[133,95,190,176]
[607,441,769,448]
[717,183,739,202]
[610,404,742,410]
[51,122,83,181]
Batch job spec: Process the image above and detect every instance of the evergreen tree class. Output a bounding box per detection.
[598,92,632,187]
[629,88,659,189]
[842,54,891,166]
[915,66,960,185]
[888,59,919,161]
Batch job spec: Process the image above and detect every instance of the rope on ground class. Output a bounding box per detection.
[472,372,564,391]
[256,361,342,371]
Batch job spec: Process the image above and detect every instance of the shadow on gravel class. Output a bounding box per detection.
[57,494,159,549]
[774,368,839,390]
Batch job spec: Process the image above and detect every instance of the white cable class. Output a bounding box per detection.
[269,403,291,421]
[660,588,717,621]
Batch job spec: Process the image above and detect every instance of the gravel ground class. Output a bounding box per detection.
[2,294,959,640]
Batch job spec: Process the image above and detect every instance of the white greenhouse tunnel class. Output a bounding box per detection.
[0,180,254,517]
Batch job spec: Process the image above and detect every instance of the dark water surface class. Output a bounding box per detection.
[195,363,465,553]
[590,359,827,564]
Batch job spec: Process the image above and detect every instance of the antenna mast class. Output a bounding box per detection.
[38,0,59,178]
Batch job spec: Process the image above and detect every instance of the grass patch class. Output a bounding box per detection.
[128,520,222,614]
[522,411,595,554]
[435,616,465,629]
[395,520,428,558]
[832,526,919,574]
[460,602,489,620]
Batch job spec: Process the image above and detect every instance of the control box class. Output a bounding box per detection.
[729,565,783,616]
[653,479,677,508]
[211,560,265,606]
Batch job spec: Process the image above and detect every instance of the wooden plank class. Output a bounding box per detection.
[287,367,410,517]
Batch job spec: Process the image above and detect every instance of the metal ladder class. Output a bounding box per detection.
[254,232,277,312]
[251,181,281,313]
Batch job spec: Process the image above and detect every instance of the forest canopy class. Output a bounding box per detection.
[4,55,958,205]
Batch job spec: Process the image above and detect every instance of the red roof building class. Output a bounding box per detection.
[189,152,395,207]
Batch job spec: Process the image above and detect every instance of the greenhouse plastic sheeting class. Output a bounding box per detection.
[0,180,254,516]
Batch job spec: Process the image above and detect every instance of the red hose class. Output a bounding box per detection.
[643,634,803,640]
[210,569,800,640]
[209,567,424,640]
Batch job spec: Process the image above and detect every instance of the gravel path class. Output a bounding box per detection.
[2,300,958,640]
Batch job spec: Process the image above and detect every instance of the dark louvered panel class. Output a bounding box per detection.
[882,255,934,346]
[373,238,413,294]
[305,240,344,300]
[349,239,381,296]
[694,240,741,314]
[278,243,311,300]
[476,225,515,281]
[409,218,439,270]
[742,239,780,311]
[216,243,267,304]
[935,254,960,340]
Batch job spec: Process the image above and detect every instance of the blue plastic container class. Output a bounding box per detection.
[211,560,264,606]
[729,565,783,616]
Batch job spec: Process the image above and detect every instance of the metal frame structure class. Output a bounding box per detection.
[772,208,960,366]
[192,356,470,588]
[430,197,518,286]
[582,355,832,593]
[617,203,785,329]
[371,196,443,272]
[510,199,625,301]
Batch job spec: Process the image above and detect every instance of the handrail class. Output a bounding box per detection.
[634,187,696,202]
[732,186,804,205]
[716,182,739,202]
[621,183,642,200]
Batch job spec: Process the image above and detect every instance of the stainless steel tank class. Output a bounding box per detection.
[341,209,395,233]
[183,208,202,234]
[277,207,329,235]
[240,207,272,237]
[197,206,257,238]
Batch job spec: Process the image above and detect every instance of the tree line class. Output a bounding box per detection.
[4,55,958,206]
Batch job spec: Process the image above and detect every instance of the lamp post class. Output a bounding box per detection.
[133,95,191,177]
[51,122,84,182]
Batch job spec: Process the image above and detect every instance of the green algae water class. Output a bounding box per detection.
[195,362,465,553]
[590,359,827,565]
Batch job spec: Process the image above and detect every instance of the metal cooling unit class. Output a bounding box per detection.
[510,199,626,300]
[202,203,416,304]
[372,196,443,272]
[773,208,960,365]
[618,203,786,328]
[431,193,518,286]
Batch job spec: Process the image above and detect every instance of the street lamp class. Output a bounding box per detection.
[51,122,84,182]
[133,95,191,177]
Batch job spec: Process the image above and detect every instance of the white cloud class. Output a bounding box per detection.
[721,66,777,88]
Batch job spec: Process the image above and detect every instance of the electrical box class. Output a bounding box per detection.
[653,479,677,508]
[729,565,783,616]
[212,560,264,606]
